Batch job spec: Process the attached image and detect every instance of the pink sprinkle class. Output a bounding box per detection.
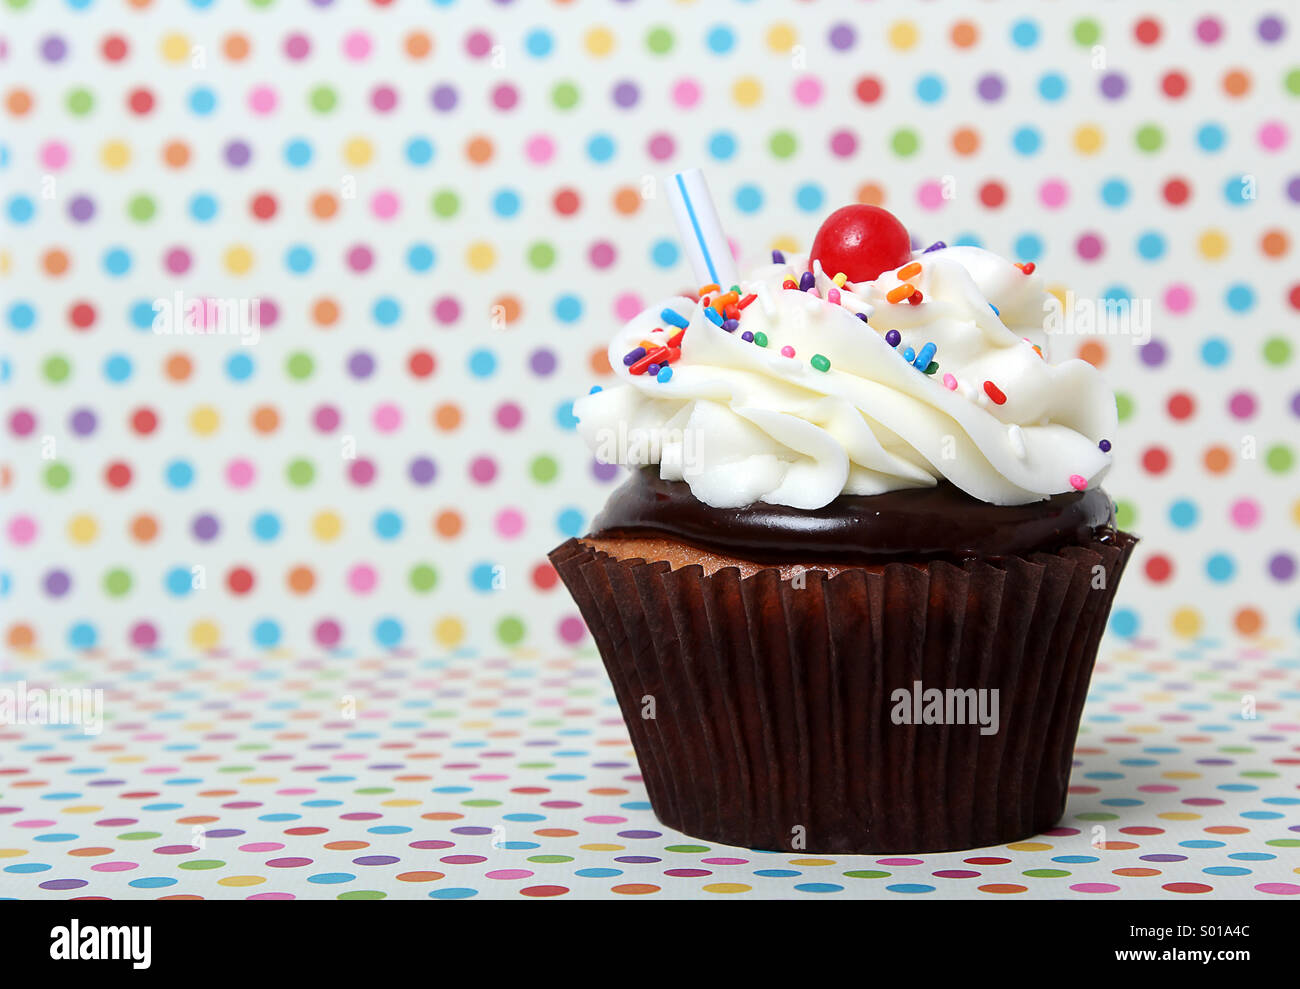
[1069,474,1088,491]
[806,287,820,299]
[942,373,957,390]
[827,287,841,304]
[780,345,796,358]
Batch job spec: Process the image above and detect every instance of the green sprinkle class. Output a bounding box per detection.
[753,331,768,348]
[924,360,939,374]
[810,354,831,372]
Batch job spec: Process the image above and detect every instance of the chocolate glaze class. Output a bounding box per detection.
[589,467,1117,564]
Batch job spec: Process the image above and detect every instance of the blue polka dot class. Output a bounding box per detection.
[405,137,434,165]
[285,245,314,273]
[468,349,497,377]
[1136,231,1165,260]
[165,460,195,489]
[374,511,403,540]
[734,183,763,213]
[1011,19,1039,47]
[308,872,356,885]
[651,239,679,268]
[492,189,521,217]
[284,139,312,167]
[226,353,254,380]
[1100,178,1130,207]
[1013,233,1042,262]
[129,877,177,889]
[1200,337,1230,366]
[1223,175,1254,205]
[575,868,623,878]
[555,401,578,430]
[1012,126,1041,154]
[586,133,615,162]
[1110,608,1139,638]
[706,25,735,53]
[554,294,583,322]
[252,512,281,541]
[8,302,35,331]
[1225,283,1254,312]
[374,618,403,647]
[429,888,478,899]
[103,248,131,276]
[1196,123,1226,152]
[952,233,983,248]
[1169,499,1199,529]
[1206,553,1235,582]
[556,508,584,537]
[915,74,944,103]
[252,620,281,648]
[795,182,824,212]
[188,87,216,115]
[189,193,218,221]
[471,563,499,593]
[886,884,935,894]
[103,353,132,382]
[525,28,553,58]
[1038,72,1066,101]
[7,196,34,223]
[708,130,737,161]
[372,297,401,326]
[68,623,97,649]
[166,567,194,597]
[407,243,435,271]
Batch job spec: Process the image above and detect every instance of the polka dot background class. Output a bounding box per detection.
[1,5,1299,654]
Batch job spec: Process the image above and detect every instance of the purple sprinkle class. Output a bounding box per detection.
[740,331,754,343]
[623,346,646,366]
[721,318,739,332]
[798,270,816,291]
[923,241,946,253]
[885,329,901,348]
[771,249,785,264]
[1099,439,1112,453]
[646,363,660,377]
[855,312,869,323]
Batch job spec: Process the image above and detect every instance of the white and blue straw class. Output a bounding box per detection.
[665,168,739,289]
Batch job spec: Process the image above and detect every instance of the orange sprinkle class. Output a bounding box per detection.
[697,283,720,296]
[898,261,922,280]
[886,282,915,304]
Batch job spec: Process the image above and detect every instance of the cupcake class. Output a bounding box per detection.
[551,182,1135,854]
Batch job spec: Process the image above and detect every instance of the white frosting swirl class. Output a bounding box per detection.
[575,246,1116,509]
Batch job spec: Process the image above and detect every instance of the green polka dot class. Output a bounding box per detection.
[43,355,71,383]
[890,128,920,157]
[843,870,891,879]
[1073,19,1101,46]
[646,26,674,54]
[104,569,132,596]
[1265,838,1300,847]
[117,832,162,841]
[1262,336,1291,365]
[526,855,574,864]
[1264,444,1293,473]
[1115,392,1134,421]
[431,190,460,218]
[1240,770,1276,778]
[5,0,32,9]
[1023,868,1072,878]
[497,616,526,645]
[527,242,556,270]
[66,88,93,115]
[338,890,386,900]
[460,799,501,807]
[551,81,580,109]
[1287,68,1300,96]
[664,844,709,853]
[355,787,391,795]
[44,463,71,490]
[309,86,337,113]
[530,455,558,482]
[1115,501,1137,530]
[286,352,314,379]
[286,459,315,486]
[1075,811,1118,821]
[768,131,797,158]
[1135,124,1163,152]
[178,860,224,871]
[127,194,156,222]
[409,564,438,592]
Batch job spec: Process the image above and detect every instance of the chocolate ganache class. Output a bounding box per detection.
[589,467,1117,565]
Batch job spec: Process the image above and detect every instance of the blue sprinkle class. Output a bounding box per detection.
[913,341,937,369]
[659,308,688,329]
[656,365,673,383]
[623,346,646,366]
[798,271,815,291]
[589,385,602,394]
[721,318,739,332]
[923,241,947,253]
[703,307,724,326]
[903,346,916,363]
[771,249,785,264]
[989,303,1000,317]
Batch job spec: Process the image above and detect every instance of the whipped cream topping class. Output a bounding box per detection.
[575,246,1117,509]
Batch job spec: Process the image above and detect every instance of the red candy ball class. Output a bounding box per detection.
[809,204,913,283]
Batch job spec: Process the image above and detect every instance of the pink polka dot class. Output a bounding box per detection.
[486,869,533,880]
[495,508,525,538]
[370,190,399,219]
[372,402,402,432]
[647,133,675,160]
[225,459,255,487]
[348,459,376,485]
[615,293,643,321]
[1163,283,1193,313]
[1039,179,1069,209]
[470,456,497,483]
[8,515,37,545]
[829,129,857,157]
[588,241,616,268]
[165,248,192,274]
[348,565,377,593]
[1070,883,1121,894]
[248,86,277,114]
[90,861,138,873]
[1195,17,1222,44]
[495,402,523,429]
[342,32,372,60]
[1256,882,1300,895]
[559,616,587,643]
[1230,499,1260,528]
[672,78,701,108]
[315,620,342,646]
[1228,391,1256,419]
[492,84,518,111]
[40,141,68,169]
[916,180,947,210]
[793,75,823,105]
[465,31,493,58]
[346,245,373,272]
[1258,121,1288,151]
[525,135,555,163]
[1076,232,1104,260]
[130,622,157,648]
[433,297,461,324]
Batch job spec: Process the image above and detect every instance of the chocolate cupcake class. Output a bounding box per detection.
[551,201,1135,854]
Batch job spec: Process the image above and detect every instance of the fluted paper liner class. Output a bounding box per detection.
[551,532,1136,854]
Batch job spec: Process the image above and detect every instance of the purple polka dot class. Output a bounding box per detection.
[41,36,67,62]
[192,514,220,541]
[68,196,95,222]
[348,352,375,379]
[1270,553,1296,581]
[1291,391,1300,417]
[1139,339,1168,367]
[431,84,458,111]
[1258,16,1284,42]
[1100,72,1127,99]
[44,570,71,596]
[224,141,252,167]
[1288,176,1300,203]
[409,457,437,484]
[612,81,639,108]
[977,74,1004,101]
[530,349,556,375]
[70,408,97,435]
[593,460,619,482]
[39,879,88,891]
[829,24,856,50]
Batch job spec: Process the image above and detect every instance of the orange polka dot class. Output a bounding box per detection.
[856,182,884,206]
[223,34,250,61]
[130,514,158,542]
[435,510,463,538]
[1234,608,1263,636]
[466,136,494,164]
[7,624,35,649]
[613,187,641,215]
[311,192,338,219]
[1203,445,1232,473]
[951,21,979,47]
[312,298,339,327]
[287,567,315,594]
[1078,341,1107,367]
[405,31,433,58]
[126,0,151,7]
[165,353,193,381]
[952,127,980,155]
[434,403,461,431]
[251,405,280,433]
[163,141,190,168]
[590,347,612,376]
[1261,229,1288,257]
[43,249,69,276]
[1222,69,1250,97]
[492,295,521,325]
[6,89,33,116]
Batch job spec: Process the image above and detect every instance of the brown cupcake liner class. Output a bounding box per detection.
[550,531,1136,854]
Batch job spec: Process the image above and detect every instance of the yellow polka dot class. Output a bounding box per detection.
[1292,499,1300,526]
[312,511,342,541]
[766,23,797,53]
[218,875,265,887]
[1007,841,1053,851]
[887,20,919,50]
[1,249,12,274]
[1198,229,1228,259]
[584,27,615,56]
[1158,811,1202,821]
[240,776,277,784]
[224,245,253,275]
[381,799,421,808]
[1162,771,1201,780]
[1073,125,1104,154]
[703,882,752,894]
[788,857,834,866]
[61,806,102,814]
[580,843,623,852]
[343,137,373,166]
[68,515,98,544]
[732,76,763,107]
[0,849,27,858]
[1172,607,1202,638]
[466,241,495,271]
[101,140,131,170]
[189,405,220,435]
[435,616,464,647]
[189,620,220,649]
[160,33,191,63]
[770,235,800,256]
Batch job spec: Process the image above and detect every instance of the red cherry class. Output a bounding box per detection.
[809,204,913,283]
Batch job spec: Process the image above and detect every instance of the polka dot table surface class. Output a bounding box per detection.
[3,3,1299,657]
[2,635,1298,900]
